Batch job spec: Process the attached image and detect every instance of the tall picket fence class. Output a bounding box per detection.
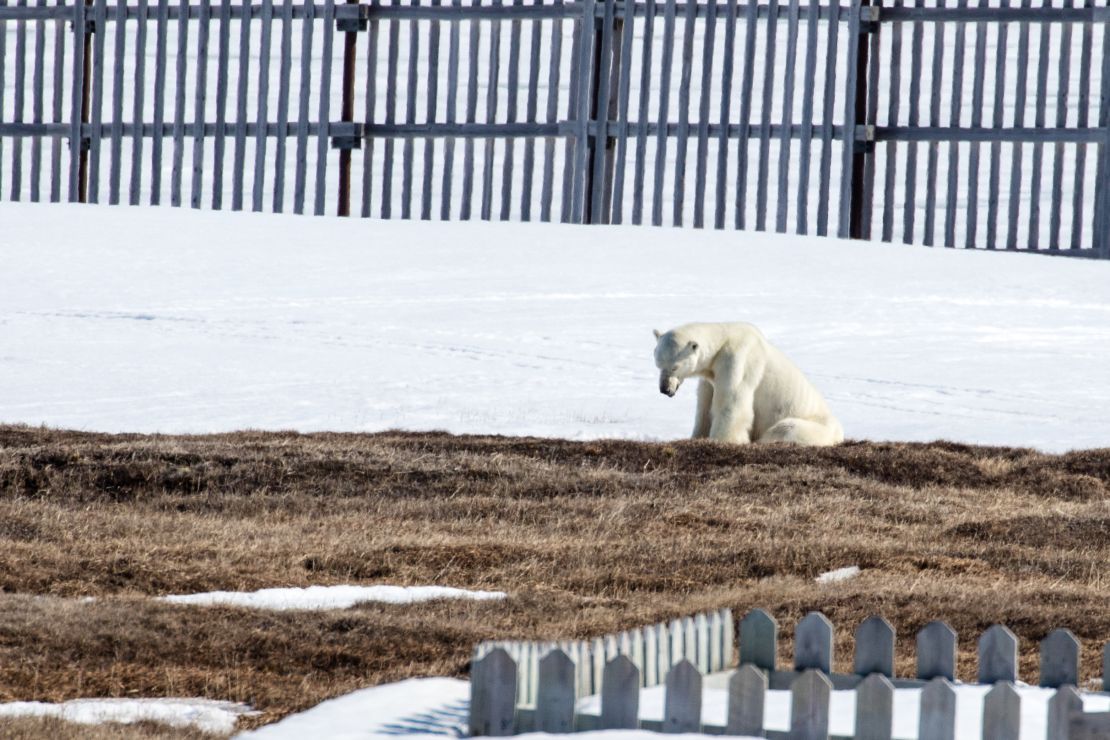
[469,608,1110,738]
[1,1,1109,257]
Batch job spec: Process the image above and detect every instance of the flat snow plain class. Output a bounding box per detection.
[3,202,1110,451]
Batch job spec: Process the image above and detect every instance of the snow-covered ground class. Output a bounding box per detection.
[161,584,507,610]
[234,674,1110,740]
[3,202,1110,451]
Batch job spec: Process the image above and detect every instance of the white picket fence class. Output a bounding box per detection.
[468,608,1110,738]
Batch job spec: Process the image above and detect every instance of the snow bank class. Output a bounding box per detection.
[0,697,256,735]
[816,565,861,584]
[4,203,1110,451]
[161,585,507,610]
[236,677,469,739]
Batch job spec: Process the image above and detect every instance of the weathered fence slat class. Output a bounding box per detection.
[1070,0,1094,249]
[423,0,443,220]
[500,0,523,221]
[518,2,540,220]
[650,0,676,227]
[985,0,1009,249]
[982,681,1021,740]
[854,673,894,740]
[1006,0,1033,249]
[189,0,211,210]
[859,0,881,240]
[568,0,595,223]
[587,0,615,223]
[1047,684,1083,740]
[900,0,921,242]
[793,0,817,234]
[11,0,27,200]
[942,0,968,248]
[836,0,861,239]
[1040,628,1080,688]
[726,663,766,737]
[313,0,335,216]
[208,0,229,209]
[963,6,986,255]
[774,0,799,234]
[470,648,517,737]
[1048,1,1072,249]
[0,0,9,201]
[49,0,65,202]
[978,624,1018,684]
[917,620,956,682]
[1027,1,1053,247]
[271,0,294,212]
[922,0,945,246]
[788,669,831,740]
[251,0,274,212]
[29,0,46,202]
[460,6,479,219]
[86,0,106,202]
[794,611,833,674]
[712,0,736,229]
[630,0,654,225]
[607,0,634,223]
[918,677,956,740]
[670,0,696,226]
[690,0,714,228]
[854,615,895,678]
[538,6,561,223]
[536,649,575,732]
[880,1,902,243]
[662,659,700,733]
[402,10,422,220]
[168,0,187,206]
[600,655,639,729]
[150,0,169,205]
[814,0,838,236]
[740,609,777,672]
[229,0,248,209]
[755,0,779,232]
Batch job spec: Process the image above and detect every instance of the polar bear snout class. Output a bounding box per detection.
[660,373,683,397]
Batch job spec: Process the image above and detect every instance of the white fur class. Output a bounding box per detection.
[653,322,844,446]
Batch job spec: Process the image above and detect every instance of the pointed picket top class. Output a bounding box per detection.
[979,624,1019,684]
[536,648,575,732]
[854,673,894,740]
[469,647,518,737]
[663,659,702,733]
[1047,685,1083,740]
[740,608,778,671]
[795,611,834,673]
[918,677,956,740]
[788,669,832,740]
[600,655,640,730]
[726,664,767,737]
[854,615,895,678]
[982,682,1021,740]
[916,621,957,681]
[1040,628,1081,688]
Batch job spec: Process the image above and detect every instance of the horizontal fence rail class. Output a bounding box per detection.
[1,0,1108,257]
[469,608,1110,738]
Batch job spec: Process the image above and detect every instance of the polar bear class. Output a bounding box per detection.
[653,322,843,446]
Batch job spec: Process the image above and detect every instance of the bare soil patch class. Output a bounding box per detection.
[1,426,1109,734]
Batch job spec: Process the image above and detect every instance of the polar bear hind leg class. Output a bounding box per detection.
[758,417,843,446]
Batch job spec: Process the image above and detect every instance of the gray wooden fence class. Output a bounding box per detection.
[469,608,1110,737]
[1,1,1108,257]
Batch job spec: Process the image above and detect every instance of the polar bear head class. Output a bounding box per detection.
[653,327,703,397]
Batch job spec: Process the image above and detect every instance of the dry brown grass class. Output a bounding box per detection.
[1,425,1109,734]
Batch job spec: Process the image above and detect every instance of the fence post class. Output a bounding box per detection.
[839,0,877,240]
[570,0,598,223]
[67,0,92,203]
[334,0,364,217]
[585,0,617,224]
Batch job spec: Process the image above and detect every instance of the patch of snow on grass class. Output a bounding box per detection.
[161,584,507,610]
[816,565,861,584]
[0,698,256,735]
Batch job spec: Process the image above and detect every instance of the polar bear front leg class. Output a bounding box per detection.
[692,379,714,438]
[708,385,754,444]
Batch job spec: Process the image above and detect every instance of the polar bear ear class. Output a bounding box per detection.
[653,329,662,340]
